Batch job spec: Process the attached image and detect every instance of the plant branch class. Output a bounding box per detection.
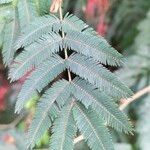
[74,85,150,144]
[58,3,72,82]
[119,86,150,110]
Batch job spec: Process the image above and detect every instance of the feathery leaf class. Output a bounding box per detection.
[72,77,133,134]
[73,103,114,150]
[64,30,124,66]
[50,103,76,150]
[62,13,88,32]
[2,10,19,66]
[17,0,37,31]
[14,15,60,49]
[67,54,133,99]
[27,79,70,149]
[15,55,66,113]
[9,33,62,81]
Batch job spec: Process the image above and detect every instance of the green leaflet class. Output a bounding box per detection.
[67,53,133,99]
[9,33,62,81]
[17,0,37,31]
[50,103,76,150]
[14,15,60,49]
[72,77,133,134]
[2,9,19,66]
[63,29,124,66]
[62,13,88,32]
[27,79,71,149]
[15,55,66,113]
[14,13,90,49]
[0,18,5,48]
[62,13,97,35]
[73,103,114,150]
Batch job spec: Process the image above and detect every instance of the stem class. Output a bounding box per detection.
[59,6,72,82]
[120,86,150,110]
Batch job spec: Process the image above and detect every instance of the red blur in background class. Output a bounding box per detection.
[85,0,109,36]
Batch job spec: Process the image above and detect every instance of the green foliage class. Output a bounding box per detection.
[35,0,52,15]
[116,10,150,150]
[71,77,132,133]
[2,9,18,66]
[17,0,38,30]
[1,0,133,150]
[50,104,76,150]
[0,0,12,4]
[107,0,150,49]
[73,103,114,150]
[15,55,66,112]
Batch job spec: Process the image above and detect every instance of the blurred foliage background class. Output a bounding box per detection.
[0,0,149,149]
